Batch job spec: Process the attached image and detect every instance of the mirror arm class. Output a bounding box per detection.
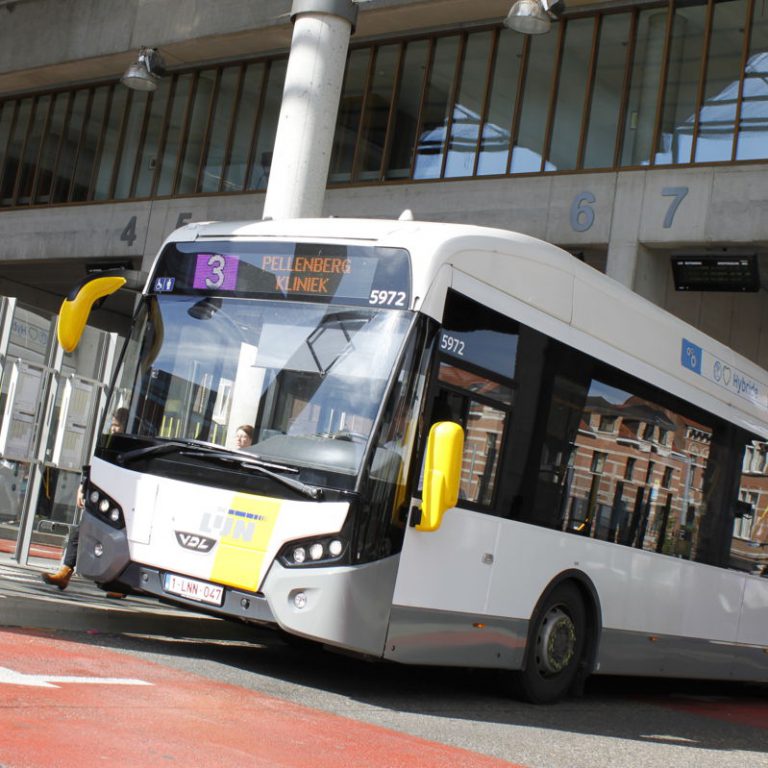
[58,269,148,352]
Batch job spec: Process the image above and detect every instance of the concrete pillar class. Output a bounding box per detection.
[606,241,640,288]
[606,171,646,289]
[262,0,358,221]
[632,244,668,308]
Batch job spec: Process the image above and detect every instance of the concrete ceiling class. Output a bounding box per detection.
[0,0,621,96]
[0,259,138,332]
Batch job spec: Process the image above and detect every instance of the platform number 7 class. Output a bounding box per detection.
[661,187,688,229]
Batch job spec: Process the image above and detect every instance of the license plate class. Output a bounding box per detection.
[163,573,224,606]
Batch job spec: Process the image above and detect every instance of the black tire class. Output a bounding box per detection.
[516,582,587,704]
[96,579,134,595]
[278,629,320,652]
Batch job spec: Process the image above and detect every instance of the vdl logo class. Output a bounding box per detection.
[174,531,216,553]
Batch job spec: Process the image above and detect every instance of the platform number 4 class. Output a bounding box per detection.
[120,216,138,246]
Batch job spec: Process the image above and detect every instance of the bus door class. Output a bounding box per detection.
[386,286,516,665]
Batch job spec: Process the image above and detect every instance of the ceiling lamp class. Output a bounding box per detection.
[121,47,166,92]
[504,0,564,35]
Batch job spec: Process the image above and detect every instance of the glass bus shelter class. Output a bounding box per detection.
[0,296,116,567]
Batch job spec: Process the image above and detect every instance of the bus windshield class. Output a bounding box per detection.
[108,294,413,480]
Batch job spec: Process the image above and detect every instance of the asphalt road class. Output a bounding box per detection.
[2,558,767,768]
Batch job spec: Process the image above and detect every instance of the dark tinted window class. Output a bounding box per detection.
[431,291,517,509]
[437,290,761,571]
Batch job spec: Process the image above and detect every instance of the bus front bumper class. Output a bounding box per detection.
[74,511,276,624]
[116,562,276,625]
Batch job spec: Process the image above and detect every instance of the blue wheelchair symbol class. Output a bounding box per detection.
[681,339,702,374]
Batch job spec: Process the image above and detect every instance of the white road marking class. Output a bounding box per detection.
[0,665,153,688]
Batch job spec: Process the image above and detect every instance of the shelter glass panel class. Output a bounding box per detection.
[357,44,398,181]
[735,2,768,160]
[386,39,429,179]
[156,74,193,196]
[223,62,265,191]
[201,66,240,193]
[329,47,370,183]
[549,17,595,171]
[584,13,632,169]
[0,101,14,204]
[477,30,523,176]
[693,0,747,162]
[445,30,493,178]
[513,29,558,173]
[621,7,669,166]
[134,79,172,198]
[71,87,108,202]
[177,69,216,194]
[33,92,69,204]
[654,2,708,165]
[247,58,286,190]
[414,35,461,179]
[16,95,50,204]
[50,89,88,204]
[93,86,127,200]
[114,90,150,199]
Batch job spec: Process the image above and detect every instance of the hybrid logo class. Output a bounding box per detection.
[175,531,216,553]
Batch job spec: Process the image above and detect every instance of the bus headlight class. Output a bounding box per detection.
[85,483,125,530]
[279,536,347,567]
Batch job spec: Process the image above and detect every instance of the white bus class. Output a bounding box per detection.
[58,217,768,703]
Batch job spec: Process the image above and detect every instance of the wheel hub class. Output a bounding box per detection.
[536,607,576,676]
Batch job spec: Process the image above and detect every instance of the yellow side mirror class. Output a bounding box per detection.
[417,421,464,532]
[57,274,128,352]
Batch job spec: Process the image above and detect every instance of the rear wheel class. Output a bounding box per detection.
[517,582,587,704]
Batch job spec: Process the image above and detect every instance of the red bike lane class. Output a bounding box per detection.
[0,628,524,768]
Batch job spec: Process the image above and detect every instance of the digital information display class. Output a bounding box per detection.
[671,254,760,292]
[151,241,412,308]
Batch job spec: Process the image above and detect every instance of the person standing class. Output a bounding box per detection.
[41,407,127,590]
[41,479,84,589]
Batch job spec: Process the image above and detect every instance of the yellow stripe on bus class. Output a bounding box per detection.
[210,493,281,591]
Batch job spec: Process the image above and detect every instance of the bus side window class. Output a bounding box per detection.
[430,381,507,507]
[357,320,434,561]
[433,290,518,511]
[729,436,768,575]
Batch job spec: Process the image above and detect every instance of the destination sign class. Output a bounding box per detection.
[151,240,411,308]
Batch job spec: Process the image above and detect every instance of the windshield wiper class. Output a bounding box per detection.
[116,439,323,500]
[183,450,323,500]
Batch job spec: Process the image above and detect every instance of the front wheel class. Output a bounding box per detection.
[516,582,587,704]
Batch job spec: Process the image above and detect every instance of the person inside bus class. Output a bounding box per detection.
[41,408,128,592]
[110,407,129,434]
[235,424,253,449]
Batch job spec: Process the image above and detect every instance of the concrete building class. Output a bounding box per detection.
[1,0,767,562]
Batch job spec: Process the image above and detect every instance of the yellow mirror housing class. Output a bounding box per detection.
[57,275,127,352]
[417,421,464,532]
